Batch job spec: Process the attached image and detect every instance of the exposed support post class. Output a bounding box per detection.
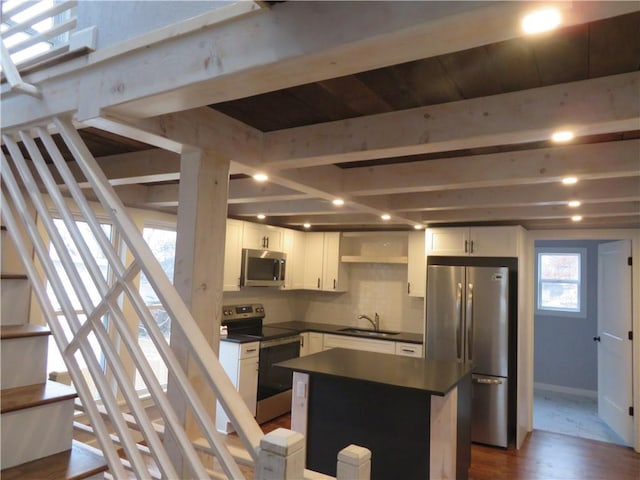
[256,428,306,480]
[165,148,231,475]
[337,445,372,480]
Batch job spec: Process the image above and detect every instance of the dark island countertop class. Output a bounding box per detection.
[267,320,423,344]
[276,348,470,396]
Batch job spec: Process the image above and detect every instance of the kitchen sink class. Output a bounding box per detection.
[338,327,400,338]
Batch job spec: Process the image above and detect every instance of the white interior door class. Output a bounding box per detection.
[597,240,633,445]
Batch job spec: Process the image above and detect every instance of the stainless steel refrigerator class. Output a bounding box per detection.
[425,265,510,448]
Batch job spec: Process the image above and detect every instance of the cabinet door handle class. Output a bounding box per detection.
[407,282,410,294]
[470,240,474,254]
[246,348,257,353]
[401,348,415,353]
[464,240,468,253]
[266,236,269,249]
[333,279,336,289]
[317,277,320,289]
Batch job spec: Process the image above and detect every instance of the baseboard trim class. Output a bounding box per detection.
[534,382,597,399]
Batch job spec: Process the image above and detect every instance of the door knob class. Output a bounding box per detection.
[593,336,601,342]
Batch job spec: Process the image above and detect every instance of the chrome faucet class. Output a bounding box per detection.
[358,312,380,331]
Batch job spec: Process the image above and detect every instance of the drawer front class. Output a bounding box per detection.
[239,342,260,359]
[323,334,395,354]
[395,342,423,357]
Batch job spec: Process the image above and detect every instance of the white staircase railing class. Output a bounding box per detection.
[1,116,262,478]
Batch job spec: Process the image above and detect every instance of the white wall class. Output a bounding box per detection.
[296,263,424,333]
[222,263,424,333]
[222,288,300,324]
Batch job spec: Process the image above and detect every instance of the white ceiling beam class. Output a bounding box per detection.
[83,108,262,159]
[260,213,414,227]
[419,201,639,223]
[521,215,640,230]
[4,1,636,129]
[385,177,640,211]
[340,140,640,195]
[228,178,309,204]
[228,198,360,216]
[262,73,640,168]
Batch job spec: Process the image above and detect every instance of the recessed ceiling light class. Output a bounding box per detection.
[257,214,266,220]
[568,200,581,208]
[522,8,562,34]
[571,215,583,222]
[381,214,391,221]
[332,198,345,206]
[414,225,424,230]
[562,177,578,185]
[303,223,311,229]
[551,130,574,143]
[253,173,269,182]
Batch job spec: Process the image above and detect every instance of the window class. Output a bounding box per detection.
[47,218,112,398]
[136,226,177,390]
[535,247,587,317]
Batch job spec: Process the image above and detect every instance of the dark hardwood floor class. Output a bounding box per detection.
[257,415,639,480]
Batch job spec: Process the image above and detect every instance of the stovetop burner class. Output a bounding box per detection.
[222,303,298,341]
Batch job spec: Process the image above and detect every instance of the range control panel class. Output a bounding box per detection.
[222,303,265,320]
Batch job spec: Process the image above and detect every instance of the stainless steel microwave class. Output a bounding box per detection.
[240,249,286,287]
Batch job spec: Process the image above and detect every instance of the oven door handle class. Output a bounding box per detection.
[260,335,302,349]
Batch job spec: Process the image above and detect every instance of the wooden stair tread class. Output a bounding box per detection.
[1,273,28,280]
[1,324,51,339]
[1,380,77,414]
[1,440,108,480]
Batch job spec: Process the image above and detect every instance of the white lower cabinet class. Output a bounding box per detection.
[395,342,423,358]
[300,332,324,356]
[216,341,259,434]
[323,334,396,354]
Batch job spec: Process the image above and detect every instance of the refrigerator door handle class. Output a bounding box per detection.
[467,282,474,362]
[474,377,504,385]
[456,282,463,360]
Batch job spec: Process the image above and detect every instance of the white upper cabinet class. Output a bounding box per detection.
[426,226,521,257]
[223,219,243,291]
[242,222,284,251]
[282,228,306,290]
[302,232,348,291]
[407,230,426,297]
[322,232,347,291]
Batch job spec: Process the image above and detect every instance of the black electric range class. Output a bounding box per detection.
[221,303,299,343]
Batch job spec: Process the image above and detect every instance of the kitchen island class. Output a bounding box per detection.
[276,348,471,480]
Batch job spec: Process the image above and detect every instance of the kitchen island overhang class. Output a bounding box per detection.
[276,348,472,480]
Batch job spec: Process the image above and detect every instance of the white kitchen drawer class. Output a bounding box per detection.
[239,342,260,359]
[395,342,423,358]
[323,334,396,354]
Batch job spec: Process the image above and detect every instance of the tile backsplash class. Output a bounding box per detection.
[223,263,424,334]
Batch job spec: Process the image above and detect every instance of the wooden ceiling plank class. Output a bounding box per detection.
[286,83,358,122]
[437,46,504,98]
[261,72,640,169]
[531,23,589,86]
[485,38,540,92]
[317,76,393,116]
[395,57,463,106]
[588,12,640,78]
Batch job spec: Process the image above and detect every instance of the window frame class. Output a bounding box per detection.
[535,246,587,318]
